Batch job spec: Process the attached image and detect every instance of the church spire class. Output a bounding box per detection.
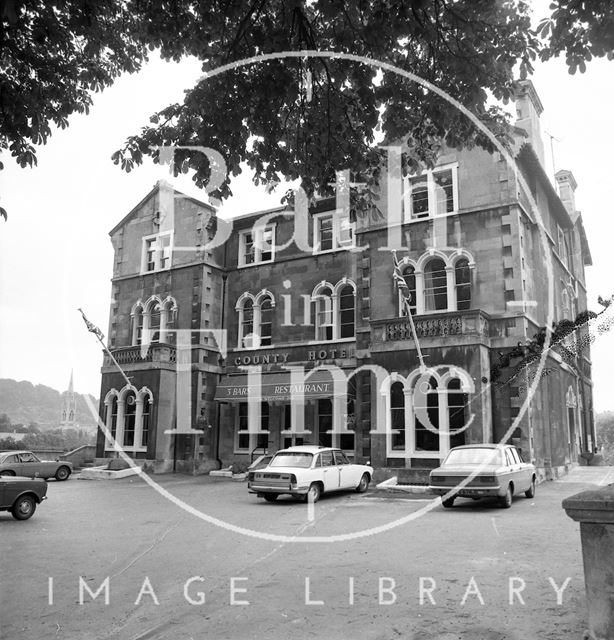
[60,370,77,428]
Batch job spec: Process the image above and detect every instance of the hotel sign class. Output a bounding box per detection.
[233,345,355,367]
[214,370,342,402]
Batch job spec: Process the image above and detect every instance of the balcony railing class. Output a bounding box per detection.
[371,309,490,346]
[103,344,177,368]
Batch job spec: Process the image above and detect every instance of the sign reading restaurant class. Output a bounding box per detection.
[214,369,345,402]
[217,345,356,402]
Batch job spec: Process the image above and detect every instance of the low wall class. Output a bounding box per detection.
[60,445,96,468]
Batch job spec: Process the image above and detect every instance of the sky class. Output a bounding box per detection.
[1,6,613,412]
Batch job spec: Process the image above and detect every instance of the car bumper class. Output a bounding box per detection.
[248,484,310,497]
[429,486,504,498]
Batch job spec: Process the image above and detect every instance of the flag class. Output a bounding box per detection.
[392,254,412,303]
[78,308,105,341]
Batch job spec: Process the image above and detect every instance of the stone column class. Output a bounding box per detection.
[562,484,614,640]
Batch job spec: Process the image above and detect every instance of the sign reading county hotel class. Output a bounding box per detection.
[233,346,355,366]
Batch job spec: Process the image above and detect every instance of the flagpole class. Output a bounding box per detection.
[392,251,427,373]
[78,308,132,388]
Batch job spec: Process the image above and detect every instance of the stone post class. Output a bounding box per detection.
[562,484,614,640]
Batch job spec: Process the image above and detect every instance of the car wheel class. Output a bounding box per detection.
[12,495,36,520]
[525,476,536,499]
[500,484,513,508]
[0,470,16,477]
[263,494,278,502]
[305,482,321,503]
[356,473,370,493]
[442,497,455,508]
[55,466,71,481]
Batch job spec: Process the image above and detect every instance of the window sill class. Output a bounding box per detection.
[405,209,459,224]
[312,246,355,256]
[237,259,275,269]
[140,267,171,275]
[307,337,356,345]
[386,450,443,459]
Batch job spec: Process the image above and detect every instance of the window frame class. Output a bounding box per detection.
[312,279,356,342]
[236,291,275,349]
[238,224,276,267]
[234,401,269,454]
[141,231,173,274]
[103,387,153,454]
[403,162,459,221]
[385,370,473,460]
[312,210,355,254]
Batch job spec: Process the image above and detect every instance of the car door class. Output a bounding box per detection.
[504,447,524,492]
[0,453,21,475]
[18,452,45,478]
[31,453,58,478]
[511,447,531,491]
[320,450,339,491]
[502,448,516,490]
[334,450,356,489]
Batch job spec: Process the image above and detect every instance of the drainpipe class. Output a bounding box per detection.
[214,258,228,469]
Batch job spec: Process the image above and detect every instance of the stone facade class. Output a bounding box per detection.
[96,82,595,479]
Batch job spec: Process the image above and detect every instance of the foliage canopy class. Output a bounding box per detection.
[1,0,612,206]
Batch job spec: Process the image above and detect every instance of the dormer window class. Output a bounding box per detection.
[141,232,172,273]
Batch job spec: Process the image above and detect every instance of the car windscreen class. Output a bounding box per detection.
[443,448,503,466]
[269,452,313,468]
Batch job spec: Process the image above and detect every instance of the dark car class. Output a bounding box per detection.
[0,476,48,520]
[0,450,72,481]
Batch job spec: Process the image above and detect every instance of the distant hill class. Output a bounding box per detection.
[0,379,99,429]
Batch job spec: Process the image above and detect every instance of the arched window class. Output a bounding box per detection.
[390,382,405,450]
[141,395,151,447]
[399,265,417,316]
[260,295,274,346]
[108,396,118,439]
[239,298,254,348]
[314,286,334,341]
[448,378,468,448]
[339,284,355,338]
[414,377,439,451]
[131,305,144,346]
[455,258,471,311]
[312,280,356,341]
[424,259,448,311]
[148,302,161,343]
[123,391,137,446]
[161,299,177,344]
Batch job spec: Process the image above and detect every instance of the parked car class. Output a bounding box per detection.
[247,453,275,483]
[0,450,73,481]
[0,476,48,520]
[428,444,537,509]
[248,446,373,503]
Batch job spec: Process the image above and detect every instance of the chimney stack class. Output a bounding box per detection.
[515,80,545,167]
[555,169,578,216]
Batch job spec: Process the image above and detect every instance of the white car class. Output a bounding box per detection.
[248,446,373,503]
[428,444,537,509]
